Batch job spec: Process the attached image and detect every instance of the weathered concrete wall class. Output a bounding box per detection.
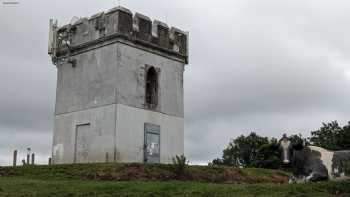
[53,104,116,164]
[53,42,185,164]
[55,45,118,115]
[115,104,184,163]
[116,43,184,117]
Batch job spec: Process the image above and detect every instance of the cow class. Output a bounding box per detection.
[279,134,350,183]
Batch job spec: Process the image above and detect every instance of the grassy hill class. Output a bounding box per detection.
[0,163,349,196]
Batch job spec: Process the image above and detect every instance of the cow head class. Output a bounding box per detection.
[280,134,292,164]
[279,134,305,165]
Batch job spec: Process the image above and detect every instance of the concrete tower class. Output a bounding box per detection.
[48,7,188,164]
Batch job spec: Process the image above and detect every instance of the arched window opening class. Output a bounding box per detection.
[145,67,158,109]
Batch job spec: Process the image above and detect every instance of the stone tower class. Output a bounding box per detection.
[48,6,188,164]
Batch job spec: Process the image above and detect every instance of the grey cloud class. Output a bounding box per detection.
[183,0,350,162]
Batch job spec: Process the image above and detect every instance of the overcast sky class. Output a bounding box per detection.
[1,0,350,165]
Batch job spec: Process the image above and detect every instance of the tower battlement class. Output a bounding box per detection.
[49,6,188,64]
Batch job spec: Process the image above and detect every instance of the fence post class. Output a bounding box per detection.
[26,148,31,165]
[13,150,17,167]
[31,153,35,165]
[26,154,30,165]
[105,152,109,163]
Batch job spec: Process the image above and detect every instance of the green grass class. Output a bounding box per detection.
[0,163,290,183]
[0,177,349,197]
[0,164,349,196]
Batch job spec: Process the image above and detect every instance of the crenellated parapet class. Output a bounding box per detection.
[48,6,188,64]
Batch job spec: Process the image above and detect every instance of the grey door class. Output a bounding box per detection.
[144,123,160,163]
[75,124,90,163]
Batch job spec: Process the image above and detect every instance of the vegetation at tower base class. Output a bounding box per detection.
[0,164,349,196]
[172,155,189,176]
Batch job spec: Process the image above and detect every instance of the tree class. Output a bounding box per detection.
[254,138,280,169]
[289,134,309,150]
[310,121,350,151]
[220,132,270,167]
[210,158,224,166]
[338,122,350,150]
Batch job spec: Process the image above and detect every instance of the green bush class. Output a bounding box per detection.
[172,155,188,174]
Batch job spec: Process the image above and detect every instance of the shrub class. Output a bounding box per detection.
[172,155,188,174]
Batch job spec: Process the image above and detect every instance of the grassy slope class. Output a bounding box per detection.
[0,163,290,183]
[0,164,349,197]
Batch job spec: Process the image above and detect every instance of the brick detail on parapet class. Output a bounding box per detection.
[51,6,188,64]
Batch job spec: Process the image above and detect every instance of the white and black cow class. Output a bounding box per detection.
[279,135,350,182]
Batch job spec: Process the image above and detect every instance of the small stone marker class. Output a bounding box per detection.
[26,148,31,164]
[31,153,35,165]
[105,152,109,163]
[13,150,17,167]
